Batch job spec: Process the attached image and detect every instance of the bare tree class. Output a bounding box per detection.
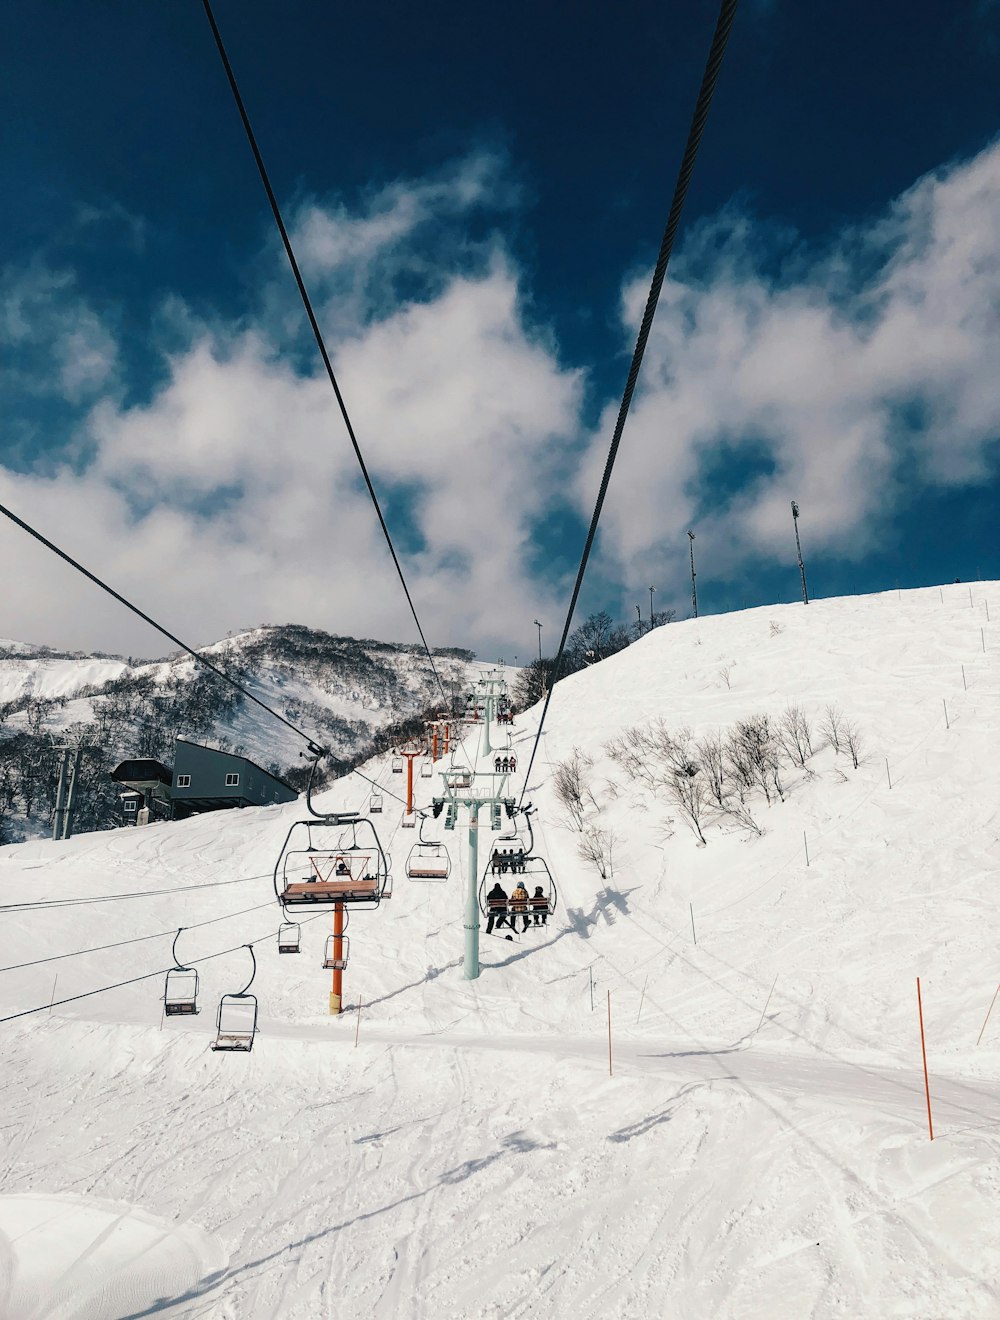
[668,765,709,845]
[577,825,617,880]
[695,730,728,806]
[779,703,813,767]
[553,748,595,831]
[727,715,782,804]
[822,703,844,754]
[843,719,864,769]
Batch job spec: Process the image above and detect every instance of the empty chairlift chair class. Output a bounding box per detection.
[369,792,383,814]
[211,945,258,1053]
[323,933,350,971]
[420,759,432,778]
[164,928,199,1016]
[391,755,403,774]
[277,922,301,954]
[406,841,451,881]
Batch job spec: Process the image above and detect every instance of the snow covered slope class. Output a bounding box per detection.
[1,581,998,1319]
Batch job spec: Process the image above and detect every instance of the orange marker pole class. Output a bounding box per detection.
[432,726,439,762]
[917,977,933,1140]
[444,723,450,755]
[607,990,613,1077]
[330,901,345,1016]
[976,981,1000,1047]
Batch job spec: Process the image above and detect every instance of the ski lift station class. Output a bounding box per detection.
[112,737,298,824]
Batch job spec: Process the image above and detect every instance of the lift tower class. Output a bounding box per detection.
[434,768,514,980]
[467,670,509,759]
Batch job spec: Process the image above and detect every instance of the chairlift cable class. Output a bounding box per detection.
[0,868,276,914]
[0,911,327,1027]
[0,499,331,755]
[0,897,279,974]
[517,0,740,805]
[201,0,450,711]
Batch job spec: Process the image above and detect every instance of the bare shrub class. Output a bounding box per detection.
[668,765,709,845]
[779,704,813,767]
[718,664,733,690]
[727,714,782,804]
[721,800,764,837]
[577,826,617,880]
[553,748,595,830]
[696,730,728,806]
[822,703,844,754]
[769,620,784,637]
[843,719,863,770]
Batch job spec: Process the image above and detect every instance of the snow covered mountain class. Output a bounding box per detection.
[1,580,998,1318]
[0,625,476,840]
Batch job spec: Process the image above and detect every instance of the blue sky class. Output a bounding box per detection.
[1,0,998,659]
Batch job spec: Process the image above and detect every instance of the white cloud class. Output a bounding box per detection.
[580,137,1000,602]
[2,142,1000,658]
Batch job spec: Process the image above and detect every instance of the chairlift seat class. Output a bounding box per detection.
[282,875,379,902]
[211,1033,255,1052]
[401,813,416,829]
[164,1001,198,1016]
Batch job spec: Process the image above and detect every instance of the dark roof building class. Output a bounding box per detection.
[169,738,297,819]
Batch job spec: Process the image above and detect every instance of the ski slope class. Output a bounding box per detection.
[1,582,999,1319]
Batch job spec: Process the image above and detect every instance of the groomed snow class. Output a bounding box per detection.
[1,582,998,1318]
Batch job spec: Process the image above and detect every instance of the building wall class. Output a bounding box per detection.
[170,740,297,808]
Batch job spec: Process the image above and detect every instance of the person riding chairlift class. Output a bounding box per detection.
[335,858,350,876]
[509,880,530,932]
[494,755,502,772]
[530,886,548,926]
[485,881,509,934]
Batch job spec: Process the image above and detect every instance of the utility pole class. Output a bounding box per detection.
[635,603,641,634]
[649,586,656,632]
[51,749,70,841]
[791,500,809,604]
[533,619,543,664]
[51,744,96,840]
[687,531,698,619]
[436,767,514,980]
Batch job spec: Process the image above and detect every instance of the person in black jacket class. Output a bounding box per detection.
[485,882,509,934]
[530,886,548,926]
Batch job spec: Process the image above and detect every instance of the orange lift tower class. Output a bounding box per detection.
[400,744,422,824]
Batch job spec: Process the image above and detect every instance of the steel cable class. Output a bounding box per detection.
[519,0,740,803]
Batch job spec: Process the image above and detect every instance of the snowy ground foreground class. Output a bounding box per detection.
[1,582,999,1319]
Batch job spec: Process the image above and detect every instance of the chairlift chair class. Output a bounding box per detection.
[391,755,403,774]
[277,922,301,954]
[369,792,383,814]
[420,760,432,778]
[323,933,351,970]
[401,810,417,829]
[274,817,389,911]
[211,945,258,1052]
[163,929,199,1015]
[478,852,557,929]
[406,841,451,881]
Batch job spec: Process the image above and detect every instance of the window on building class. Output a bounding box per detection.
[176,775,191,788]
[124,800,137,813]
[225,773,240,787]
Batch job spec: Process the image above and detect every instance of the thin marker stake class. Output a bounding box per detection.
[636,975,648,1025]
[983,627,987,653]
[607,990,613,1077]
[917,977,934,1141]
[589,964,595,1012]
[803,831,810,868]
[355,997,362,1048]
[48,973,58,1017]
[943,698,950,729]
[969,587,974,608]
[986,601,991,623]
[885,758,892,790]
[756,975,778,1034]
[976,982,1000,1047]
[689,902,697,945]
[962,664,967,690]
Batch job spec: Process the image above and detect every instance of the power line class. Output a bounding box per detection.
[201,0,450,712]
[519,0,740,802]
[0,499,330,756]
[0,898,280,973]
